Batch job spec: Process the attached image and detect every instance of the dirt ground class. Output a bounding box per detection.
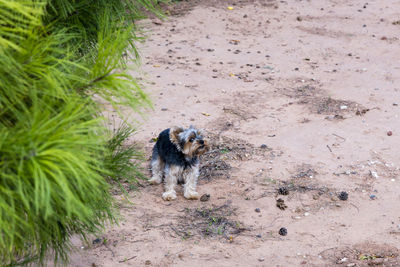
[68,0,400,266]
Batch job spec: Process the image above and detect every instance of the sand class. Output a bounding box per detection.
[68,0,400,266]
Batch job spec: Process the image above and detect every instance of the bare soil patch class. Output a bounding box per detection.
[68,0,400,266]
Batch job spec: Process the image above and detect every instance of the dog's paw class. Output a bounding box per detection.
[162,191,177,201]
[184,190,199,200]
[148,176,162,185]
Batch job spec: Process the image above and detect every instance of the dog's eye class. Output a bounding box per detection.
[189,138,194,142]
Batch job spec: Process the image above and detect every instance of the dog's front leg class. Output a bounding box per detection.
[162,165,179,201]
[183,164,200,200]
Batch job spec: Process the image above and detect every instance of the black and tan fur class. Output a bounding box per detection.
[149,126,209,200]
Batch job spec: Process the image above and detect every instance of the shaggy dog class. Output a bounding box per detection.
[149,126,209,200]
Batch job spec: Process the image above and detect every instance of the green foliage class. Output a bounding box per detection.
[105,123,146,191]
[0,0,162,265]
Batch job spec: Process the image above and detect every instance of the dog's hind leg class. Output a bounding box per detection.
[149,147,164,184]
[162,164,180,201]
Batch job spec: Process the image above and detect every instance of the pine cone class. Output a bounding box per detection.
[278,187,289,195]
[279,227,287,236]
[338,191,348,201]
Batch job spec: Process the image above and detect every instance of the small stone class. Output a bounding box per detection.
[200,194,210,202]
[370,171,379,178]
[145,260,151,265]
[387,131,393,136]
[346,263,356,267]
[279,227,287,236]
[161,108,168,111]
[340,105,348,110]
[255,208,261,213]
[304,212,310,216]
[260,144,268,149]
[256,234,262,238]
[338,191,348,201]
[92,238,102,245]
[370,194,377,200]
[258,257,265,262]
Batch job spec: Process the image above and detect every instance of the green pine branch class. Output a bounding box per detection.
[0,0,166,265]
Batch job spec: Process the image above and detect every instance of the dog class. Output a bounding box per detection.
[149,126,209,201]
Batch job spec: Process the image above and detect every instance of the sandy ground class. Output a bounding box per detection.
[68,0,400,266]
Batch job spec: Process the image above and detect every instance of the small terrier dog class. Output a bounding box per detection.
[149,126,209,200]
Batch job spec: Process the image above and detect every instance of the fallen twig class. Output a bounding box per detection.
[118,256,136,263]
[326,144,332,152]
[103,243,115,257]
[332,133,346,141]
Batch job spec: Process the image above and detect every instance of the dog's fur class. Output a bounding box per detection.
[149,126,209,200]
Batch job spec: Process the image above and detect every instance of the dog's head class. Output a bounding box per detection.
[169,126,209,158]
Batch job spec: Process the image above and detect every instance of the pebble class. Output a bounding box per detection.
[304,212,310,216]
[256,234,262,238]
[260,144,268,149]
[161,108,168,111]
[387,131,393,136]
[346,263,356,267]
[255,208,261,213]
[258,257,265,262]
[370,171,379,179]
[200,194,210,202]
[370,194,377,200]
[92,238,102,245]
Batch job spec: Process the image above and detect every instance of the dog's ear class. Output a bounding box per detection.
[197,128,206,137]
[169,126,184,147]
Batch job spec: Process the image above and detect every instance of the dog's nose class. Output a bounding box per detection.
[199,140,204,145]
